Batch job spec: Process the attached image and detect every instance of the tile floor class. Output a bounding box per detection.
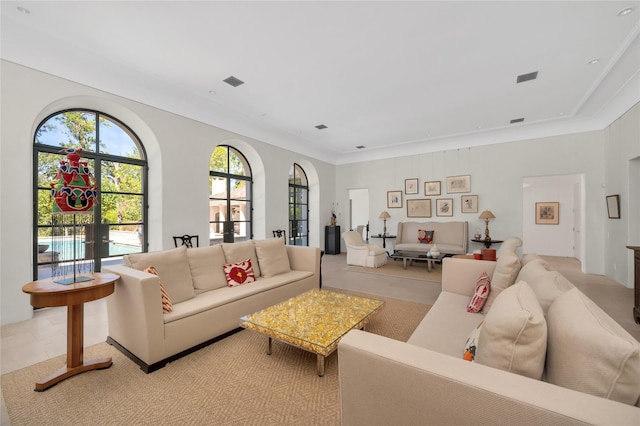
[2,253,639,425]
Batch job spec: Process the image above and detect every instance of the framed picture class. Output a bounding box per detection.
[424,181,441,196]
[436,198,454,217]
[405,178,419,194]
[387,190,403,208]
[446,175,471,193]
[461,195,478,213]
[535,202,559,225]
[407,199,432,218]
[606,194,620,219]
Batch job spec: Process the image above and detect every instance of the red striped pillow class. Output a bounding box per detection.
[467,272,491,313]
[223,258,256,287]
[145,265,173,313]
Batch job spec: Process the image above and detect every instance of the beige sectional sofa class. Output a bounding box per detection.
[103,239,320,372]
[339,252,640,425]
[394,221,468,255]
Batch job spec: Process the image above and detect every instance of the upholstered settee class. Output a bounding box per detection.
[339,252,640,425]
[394,221,468,255]
[103,239,320,373]
[342,231,387,268]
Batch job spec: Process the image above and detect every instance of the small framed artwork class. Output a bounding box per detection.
[387,190,403,208]
[405,178,419,194]
[446,175,471,193]
[436,198,454,217]
[535,202,559,225]
[606,194,620,219]
[407,199,432,218]
[461,195,478,213]
[424,181,441,196]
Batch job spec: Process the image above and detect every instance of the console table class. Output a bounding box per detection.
[627,246,640,324]
[22,272,118,391]
[370,234,396,249]
[472,238,503,249]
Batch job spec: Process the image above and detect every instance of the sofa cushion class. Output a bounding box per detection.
[186,245,228,292]
[475,281,547,380]
[482,249,520,312]
[463,321,483,361]
[520,253,547,267]
[418,229,434,244]
[223,258,257,287]
[467,272,491,313]
[254,238,291,277]
[221,240,261,277]
[516,259,574,315]
[546,288,640,406]
[124,245,195,304]
[144,266,173,313]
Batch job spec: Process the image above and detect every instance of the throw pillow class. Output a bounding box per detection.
[418,229,434,244]
[475,281,547,380]
[254,238,291,277]
[463,321,483,362]
[223,258,257,287]
[546,288,640,405]
[125,245,195,304]
[516,259,574,315]
[144,266,173,313]
[467,272,491,313]
[482,249,521,313]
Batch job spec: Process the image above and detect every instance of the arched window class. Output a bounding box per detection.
[209,145,253,244]
[33,109,148,280]
[289,163,309,246]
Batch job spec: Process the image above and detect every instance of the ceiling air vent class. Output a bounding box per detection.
[315,124,328,130]
[223,76,245,87]
[356,145,366,149]
[510,117,525,124]
[516,71,538,83]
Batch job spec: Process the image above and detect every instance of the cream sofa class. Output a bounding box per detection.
[394,221,468,255]
[339,253,640,425]
[103,239,320,373]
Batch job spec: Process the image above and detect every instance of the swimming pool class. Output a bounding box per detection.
[38,238,140,261]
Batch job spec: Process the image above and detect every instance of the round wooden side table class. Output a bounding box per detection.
[22,272,118,391]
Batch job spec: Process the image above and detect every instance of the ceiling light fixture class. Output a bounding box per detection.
[510,118,525,124]
[315,124,328,130]
[516,71,538,83]
[223,76,244,87]
[588,58,600,65]
[356,145,365,149]
[617,7,634,16]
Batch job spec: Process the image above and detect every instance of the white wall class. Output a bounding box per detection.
[522,174,581,257]
[0,61,335,325]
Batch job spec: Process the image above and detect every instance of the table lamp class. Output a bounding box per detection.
[479,210,495,242]
[379,211,391,235]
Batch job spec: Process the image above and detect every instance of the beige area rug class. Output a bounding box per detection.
[2,289,430,426]
[344,257,442,282]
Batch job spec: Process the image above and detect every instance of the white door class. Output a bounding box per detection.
[573,180,582,262]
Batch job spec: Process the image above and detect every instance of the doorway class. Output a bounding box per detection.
[349,189,369,239]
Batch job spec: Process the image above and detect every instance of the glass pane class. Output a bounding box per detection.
[229,148,246,176]
[210,176,227,197]
[104,224,143,257]
[209,223,224,245]
[99,117,141,158]
[230,178,247,200]
[35,111,97,151]
[101,193,143,224]
[209,199,228,222]
[210,146,228,172]
[101,161,143,193]
[37,152,67,187]
[231,200,248,224]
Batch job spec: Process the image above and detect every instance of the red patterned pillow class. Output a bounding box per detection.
[144,265,173,313]
[418,229,434,244]
[223,258,257,287]
[467,272,491,313]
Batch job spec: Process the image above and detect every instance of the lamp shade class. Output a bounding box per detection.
[379,211,391,219]
[479,210,495,220]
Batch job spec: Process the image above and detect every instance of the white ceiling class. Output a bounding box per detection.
[2,1,640,165]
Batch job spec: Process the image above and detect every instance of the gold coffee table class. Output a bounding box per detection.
[240,289,384,376]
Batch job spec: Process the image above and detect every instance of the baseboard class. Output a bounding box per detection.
[106,328,244,374]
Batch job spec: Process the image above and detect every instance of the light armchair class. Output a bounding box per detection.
[342,231,388,268]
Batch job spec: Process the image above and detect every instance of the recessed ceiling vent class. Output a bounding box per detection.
[315,124,328,130]
[510,117,525,124]
[356,145,366,149]
[223,76,245,87]
[516,71,538,83]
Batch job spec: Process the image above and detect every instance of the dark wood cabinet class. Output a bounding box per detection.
[325,226,341,255]
[627,246,640,325]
